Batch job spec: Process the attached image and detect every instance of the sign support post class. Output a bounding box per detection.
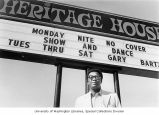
[54,64,62,107]
[113,71,122,104]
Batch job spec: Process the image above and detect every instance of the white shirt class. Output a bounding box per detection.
[91,90,104,107]
[75,90,121,108]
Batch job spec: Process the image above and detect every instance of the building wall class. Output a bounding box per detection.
[0,58,56,107]
[0,58,158,107]
[119,74,159,107]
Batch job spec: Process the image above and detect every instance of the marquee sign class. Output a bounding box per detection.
[0,0,159,44]
[0,19,159,71]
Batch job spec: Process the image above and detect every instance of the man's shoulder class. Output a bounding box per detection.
[76,90,118,100]
[101,90,118,97]
[76,92,90,100]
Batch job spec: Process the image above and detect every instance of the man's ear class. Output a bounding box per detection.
[87,82,91,91]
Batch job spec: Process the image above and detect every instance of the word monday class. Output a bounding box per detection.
[0,0,159,44]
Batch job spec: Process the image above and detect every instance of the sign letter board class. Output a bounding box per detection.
[0,19,159,71]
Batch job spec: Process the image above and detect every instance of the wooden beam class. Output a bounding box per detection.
[54,64,62,107]
[113,71,122,104]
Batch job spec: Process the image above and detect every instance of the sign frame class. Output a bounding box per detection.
[0,0,159,45]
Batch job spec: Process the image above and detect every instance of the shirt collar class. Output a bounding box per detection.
[90,89,102,97]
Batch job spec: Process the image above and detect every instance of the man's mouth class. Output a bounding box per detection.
[92,82,98,86]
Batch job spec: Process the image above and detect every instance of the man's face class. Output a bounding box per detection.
[88,72,102,90]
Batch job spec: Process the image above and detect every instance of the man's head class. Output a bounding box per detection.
[87,69,103,92]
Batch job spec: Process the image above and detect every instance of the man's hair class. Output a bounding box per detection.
[87,69,103,80]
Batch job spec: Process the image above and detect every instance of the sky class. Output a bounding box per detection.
[0,0,159,108]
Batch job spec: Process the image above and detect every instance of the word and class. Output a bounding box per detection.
[78,35,97,58]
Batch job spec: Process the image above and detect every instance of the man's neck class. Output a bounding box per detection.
[90,87,101,96]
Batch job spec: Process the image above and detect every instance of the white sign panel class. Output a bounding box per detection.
[0,19,159,71]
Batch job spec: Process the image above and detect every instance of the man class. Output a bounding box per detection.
[75,69,121,108]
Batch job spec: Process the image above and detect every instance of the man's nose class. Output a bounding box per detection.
[92,77,98,81]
